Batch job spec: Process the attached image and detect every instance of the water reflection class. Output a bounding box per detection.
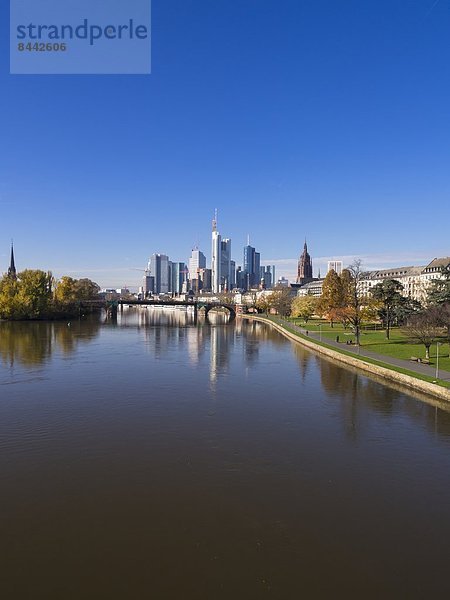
[0,317,101,367]
[293,338,450,440]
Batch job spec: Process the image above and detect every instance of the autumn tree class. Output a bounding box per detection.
[291,295,317,322]
[270,287,293,317]
[0,270,53,320]
[54,277,100,305]
[255,293,273,315]
[318,269,343,327]
[54,276,78,304]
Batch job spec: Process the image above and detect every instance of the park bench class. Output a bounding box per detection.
[410,356,430,365]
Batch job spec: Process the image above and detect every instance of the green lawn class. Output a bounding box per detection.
[286,318,450,373]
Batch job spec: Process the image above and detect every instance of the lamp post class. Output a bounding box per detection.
[436,342,441,380]
[319,323,322,341]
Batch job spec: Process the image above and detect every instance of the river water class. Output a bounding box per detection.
[1,308,449,599]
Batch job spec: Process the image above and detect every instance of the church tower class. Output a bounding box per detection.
[7,242,17,279]
[296,240,313,284]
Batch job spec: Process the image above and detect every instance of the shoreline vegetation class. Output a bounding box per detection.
[0,270,101,321]
[245,314,450,402]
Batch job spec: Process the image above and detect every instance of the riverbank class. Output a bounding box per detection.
[244,315,450,402]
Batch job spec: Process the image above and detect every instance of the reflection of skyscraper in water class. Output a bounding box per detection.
[209,316,234,386]
[187,325,206,367]
[243,322,260,366]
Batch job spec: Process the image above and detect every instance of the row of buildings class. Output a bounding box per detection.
[296,256,450,303]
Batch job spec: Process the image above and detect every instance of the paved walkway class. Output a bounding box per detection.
[269,318,450,383]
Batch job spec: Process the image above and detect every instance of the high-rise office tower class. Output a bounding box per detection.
[230,260,236,289]
[149,253,170,294]
[189,248,206,281]
[220,238,232,291]
[327,260,343,275]
[211,211,221,294]
[243,244,255,290]
[243,243,262,290]
[236,266,245,290]
[170,261,186,295]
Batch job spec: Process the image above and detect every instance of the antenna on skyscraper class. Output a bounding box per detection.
[247,234,250,246]
[212,209,218,232]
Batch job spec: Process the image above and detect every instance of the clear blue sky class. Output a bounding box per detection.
[1,0,449,287]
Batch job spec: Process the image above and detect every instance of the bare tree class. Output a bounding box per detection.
[343,260,365,346]
[402,311,442,360]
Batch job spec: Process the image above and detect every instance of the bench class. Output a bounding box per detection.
[410,356,431,365]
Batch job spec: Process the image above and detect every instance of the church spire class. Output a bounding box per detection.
[8,242,17,279]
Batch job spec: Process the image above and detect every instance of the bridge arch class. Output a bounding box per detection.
[203,303,236,320]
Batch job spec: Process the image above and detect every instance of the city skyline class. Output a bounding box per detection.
[1,232,449,290]
[1,1,449,287]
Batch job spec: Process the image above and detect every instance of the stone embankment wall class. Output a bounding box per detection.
[246,316,450,403]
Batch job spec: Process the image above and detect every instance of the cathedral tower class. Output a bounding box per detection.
[296,240,313,284]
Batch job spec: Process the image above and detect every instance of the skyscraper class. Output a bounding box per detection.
[243,243,262,290]
[296,240,313,284]
[211,211,221,294]
[327,260,343,275]
[189,248,206,281]
[220,238,232,291]
[243,244,255,290]
[170,262,187,295]
[149,253,170,294]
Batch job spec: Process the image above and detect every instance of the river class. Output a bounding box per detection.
[1,308,449,598]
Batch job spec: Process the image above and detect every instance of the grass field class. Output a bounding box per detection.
[286,318,450,373]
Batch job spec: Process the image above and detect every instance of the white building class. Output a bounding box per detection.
[327,260,343,275]
[189,248,206,281]
[211,212,221,294]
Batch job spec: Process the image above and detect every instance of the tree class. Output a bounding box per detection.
[390,296,422,326]
[270,287,293,317]
[318,269,342,327]
[342,260,365,346]
[291,295,317,322]
[0,275,20,319]
[54,276,78,304]
[0,270,53,320]
[428,265,450,305]
[370,279,404,339]
[402,310,442,360]
[54,277,100,305]
[73,278,100,300]
[426,302,450,346]
[255,293,272,315]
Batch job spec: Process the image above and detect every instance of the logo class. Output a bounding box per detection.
[10,0,151,75]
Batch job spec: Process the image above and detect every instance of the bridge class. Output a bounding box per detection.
[81,299,236,320]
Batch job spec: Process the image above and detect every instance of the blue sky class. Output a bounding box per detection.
[1,0,449,287]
